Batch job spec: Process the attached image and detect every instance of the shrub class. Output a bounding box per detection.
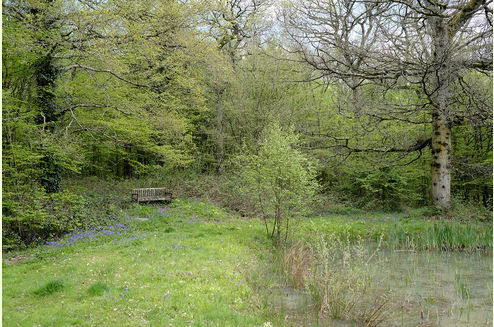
[232,124,319,245]
[2,184,126,251]
[353,167,416,210]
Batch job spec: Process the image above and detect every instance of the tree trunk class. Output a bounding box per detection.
[216,102,225,174]
[273,195,282,246]
[431,111,451,208]
[32,3,62,194]
[430,16,452,209]
[123,144,133,177]
[36,55,62,193]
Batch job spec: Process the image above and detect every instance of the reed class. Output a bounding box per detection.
[281,234,391,326]
[299,216,492,253]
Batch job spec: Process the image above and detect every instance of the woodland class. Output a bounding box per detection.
[2,1,493,326]
[3,0,492,249]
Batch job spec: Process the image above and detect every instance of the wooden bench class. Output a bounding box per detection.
[131,188,173,203]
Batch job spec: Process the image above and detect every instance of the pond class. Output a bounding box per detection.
[368,249,493,326]
[271,248,492,326]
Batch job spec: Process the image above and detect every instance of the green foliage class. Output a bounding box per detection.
[2,89,74,248]
[451,124,492,208]
[353,166,420,210]
[216,48,316,156]
[2,0,491,250]
[294,80,435,209]
[2,174,135,251]
[233,124,319,244]
[55,0,211,177]
[448,197,492,222]
[2,0,226,249]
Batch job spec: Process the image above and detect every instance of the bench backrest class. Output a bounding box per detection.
[131,188,172,202]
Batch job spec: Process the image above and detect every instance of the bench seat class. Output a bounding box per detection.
[131,188,173,203]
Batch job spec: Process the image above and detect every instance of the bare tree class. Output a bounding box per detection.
[281,0,492,208]
[200,0,271,62]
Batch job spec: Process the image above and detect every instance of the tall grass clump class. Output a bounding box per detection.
[388,221,492,252]
[87,282,109,296]
[33,279,65,297]
[282,234,391,326]
[282,242,312,289]
[454,270,470,300]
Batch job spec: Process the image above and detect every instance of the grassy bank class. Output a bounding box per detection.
[3,200,278,326]
[61,176,492,254]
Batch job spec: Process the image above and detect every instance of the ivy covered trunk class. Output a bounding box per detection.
[36,55,62,194]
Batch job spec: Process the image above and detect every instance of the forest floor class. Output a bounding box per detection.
[2,198,492,326]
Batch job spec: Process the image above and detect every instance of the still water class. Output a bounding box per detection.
[369,249,492,326]
[272,249,492,326]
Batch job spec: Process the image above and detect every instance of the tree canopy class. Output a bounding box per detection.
[3,0,492,249]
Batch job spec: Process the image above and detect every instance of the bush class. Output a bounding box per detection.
[2,187,50,250]
[232,124,319,245]
[448,197,492,222]
[2,182,128,251]
[353,167,417,210]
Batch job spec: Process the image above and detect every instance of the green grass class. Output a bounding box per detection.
[3,199,276,327]
[296,213,492,252]
[3,198,491,326]
[88,282,110,296]
[33,279,65,297]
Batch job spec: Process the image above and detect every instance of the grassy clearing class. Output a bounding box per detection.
[3,199,278,327]
[3,196,491,326]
